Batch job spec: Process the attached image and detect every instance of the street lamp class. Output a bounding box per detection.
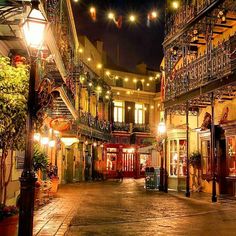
[19,1,47,236]
[157,119,166,191]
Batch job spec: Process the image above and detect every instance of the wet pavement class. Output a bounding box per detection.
[64,179,236,236]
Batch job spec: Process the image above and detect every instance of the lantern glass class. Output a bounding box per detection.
[22,8,47,48]
[158,121,166,135]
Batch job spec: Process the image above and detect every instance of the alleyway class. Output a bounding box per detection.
[61,179,236,236]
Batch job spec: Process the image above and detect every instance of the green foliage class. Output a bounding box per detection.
[0,56,29,151]
[33,144,48,172]
[189,151,201,169]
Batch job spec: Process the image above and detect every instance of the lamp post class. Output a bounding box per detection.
[19,1,47,236]
[157,119,166,192]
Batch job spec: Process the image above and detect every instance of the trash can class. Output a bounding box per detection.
[145,167,160,189]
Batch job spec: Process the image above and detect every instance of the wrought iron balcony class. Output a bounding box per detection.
[43,0,76,70]
[112,122,130,132]
[165,0,223,42]
[165,34,236,102]
[133,124,150,133]
[79,112,111,134]
[112,122,150,133]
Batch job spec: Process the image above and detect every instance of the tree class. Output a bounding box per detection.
[0,56,29,204]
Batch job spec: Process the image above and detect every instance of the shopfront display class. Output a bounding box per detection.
[167,129,186,191]
[221,120,236,196]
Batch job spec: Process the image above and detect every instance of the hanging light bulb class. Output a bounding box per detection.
[108,12,115,20]
[129,14,136,22]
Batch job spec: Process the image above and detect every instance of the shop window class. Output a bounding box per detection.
[114,101,124,122]
[169,139,187,177]
[227,136,236,176]
[135,103,144,124]
[201,139,211,176]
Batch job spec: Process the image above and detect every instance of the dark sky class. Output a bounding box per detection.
[72,0,165,71]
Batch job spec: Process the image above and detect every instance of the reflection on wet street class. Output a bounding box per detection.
[65,179,236,236]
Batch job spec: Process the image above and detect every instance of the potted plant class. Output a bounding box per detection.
[189,151,202,192]
[0,204,19,235]
[0,56,29,232]
[33,144,48,205]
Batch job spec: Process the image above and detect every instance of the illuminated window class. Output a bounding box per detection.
[114,101,124,122]
[135,103,144,124]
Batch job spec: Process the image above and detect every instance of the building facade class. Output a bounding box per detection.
[163,0,236,197]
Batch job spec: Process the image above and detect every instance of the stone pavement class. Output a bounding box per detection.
[33,179,236,236]
[33,184,80,236]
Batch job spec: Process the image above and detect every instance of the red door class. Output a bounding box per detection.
[122,152,135,177]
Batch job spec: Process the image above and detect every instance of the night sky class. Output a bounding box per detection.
[72,0,165,72]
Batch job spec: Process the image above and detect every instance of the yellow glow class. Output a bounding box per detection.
[41,137,49,145]
[105,95,109,99]
[61,137,79,146]
[141,79,145,83]
[151,11,158,18]
[144,107,147,111]
[128,106,131,110]
[74,0,79,2]
[97,86,102,92]
[115,76,119,80]
[156,73,161,78]
[49,140,55,147]
[34,133,41,142]
[172,1,179,9]
[85,140,88,145]
[22,8,47,48]
[146,83,150,86]
[151,105,154,109]
[79,48,83,53]
[90,7,96,14]
[126,91,131,95]
[97,63,102,69]
[158,121,166,135]
[88,82,92,87]
[53,130,60,135]
[149,76,153,81]
[93,142,97,147]
[124,77,129,82]
[106,91,110,94]
[87,57,91,62]
[129,14,136,22]
[106,71,110,76]
[108,12,115,20]
[133,78,137,83]
[117,92,120,95]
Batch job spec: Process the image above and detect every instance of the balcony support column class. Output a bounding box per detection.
[185,101,190,197]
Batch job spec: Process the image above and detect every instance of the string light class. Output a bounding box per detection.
[88,82,92,87]
[146,83,150,86]
[149,76,153,81]
[87,57,92,62]
[105,71,110,76]
[97,63,102,69]
[172,1,180,10]
[115,76,119,80]
[124,77,129,82]
[151,11,158,19]
[108,12,115,20]
[129,14,136,22]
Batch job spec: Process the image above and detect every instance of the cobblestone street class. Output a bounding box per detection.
[63,179,236,236]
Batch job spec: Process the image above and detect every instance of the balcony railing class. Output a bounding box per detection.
[43,0,76,70]
[165,0,219,40]
[165,35,236,101]
[112,122,150,133]
[79,112,111,134]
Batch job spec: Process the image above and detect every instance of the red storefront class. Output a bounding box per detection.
[102,144,152,179]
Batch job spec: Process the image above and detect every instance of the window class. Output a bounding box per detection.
[116,78,123,87]
[136,81,143,91]
[114,101,124,122]
[135,103,144,124]
[201,139,211,176]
